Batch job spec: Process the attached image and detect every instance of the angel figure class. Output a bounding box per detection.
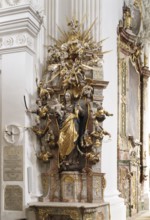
[85,151,100,165]
[93,105,113,122]
[31,118,51,139]
[37,150,53,162]
[36,78,54,101]
[80,130,93,148]
[91,120,111,145]
[27,99,49,124]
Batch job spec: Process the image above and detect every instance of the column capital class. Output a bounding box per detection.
[0,4,43,54]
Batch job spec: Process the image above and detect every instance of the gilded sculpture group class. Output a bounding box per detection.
[27,18,113,171]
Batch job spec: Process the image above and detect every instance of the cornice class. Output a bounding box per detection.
[0,45,35,55]
[0,4,42,53]
[0,5,42,37]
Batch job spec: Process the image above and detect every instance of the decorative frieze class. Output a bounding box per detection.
[0,33,34,51]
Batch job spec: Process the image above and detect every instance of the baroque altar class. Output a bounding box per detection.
[28,18,112,220]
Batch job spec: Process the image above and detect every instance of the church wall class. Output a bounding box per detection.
[0,0,145,219]
[0,2,44,219]
[101,0,126,219]
[1,52,34,219]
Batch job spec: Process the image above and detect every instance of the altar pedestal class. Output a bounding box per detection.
[29,202,110,220]
[60,172,82,202]
[40,171,106,204]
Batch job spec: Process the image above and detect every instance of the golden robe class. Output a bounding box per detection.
[58,113,78,159]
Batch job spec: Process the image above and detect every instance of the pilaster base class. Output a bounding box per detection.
[104,192,126,220]
[143,192,150,210]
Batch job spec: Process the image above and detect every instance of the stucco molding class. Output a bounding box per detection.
[0,5,42,37]
[0,32,34,52]
[0,4,42,53]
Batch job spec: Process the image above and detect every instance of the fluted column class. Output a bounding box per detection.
[71,0,101,41]
[45,0,101,45]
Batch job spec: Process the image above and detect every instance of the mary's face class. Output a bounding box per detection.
[65,92,71,102]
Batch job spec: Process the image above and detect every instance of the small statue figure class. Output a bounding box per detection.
[31,118,51,139]
[46,130,56,148]
[91,120,111,144]
[93,105,113,122]
[37,150,53,162]
[68,18,79,33]
[94,138,101,148]
[27,99,49,124]
[68,72,78,87]
[85,151,100,164]
[36,78,54,101]
[50,98,65,120]
[81,85,93,99]
[81,130,93,148]
[124,8,132,29]
[132,44,142,63]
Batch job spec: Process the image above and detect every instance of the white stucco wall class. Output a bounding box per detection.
[101,0,126,219]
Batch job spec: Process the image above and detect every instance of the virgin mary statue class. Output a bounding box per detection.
[58,90,79,160]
